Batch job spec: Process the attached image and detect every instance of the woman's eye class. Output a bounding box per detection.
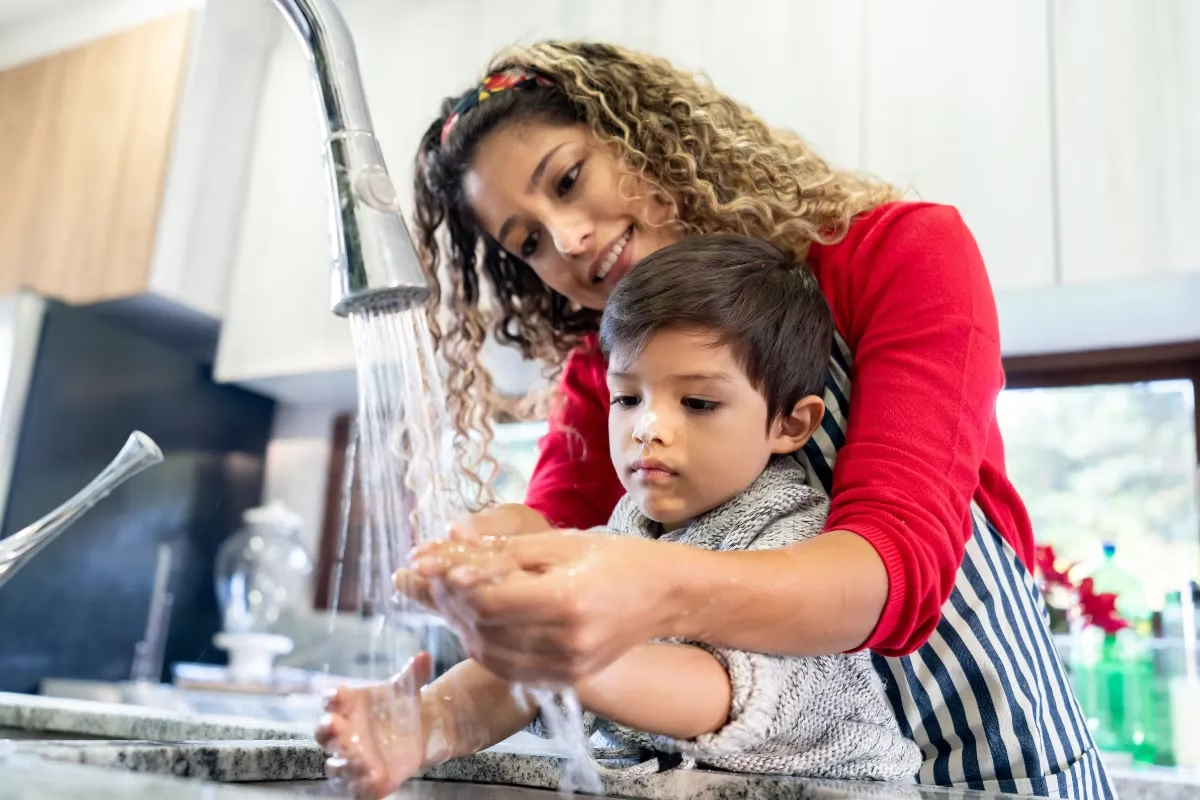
[611,395,640,408]
[683,397,719,413]
[519,231,540,260]
[556,163,581,197]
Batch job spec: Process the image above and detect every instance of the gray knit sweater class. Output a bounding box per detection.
[535,456,920,782]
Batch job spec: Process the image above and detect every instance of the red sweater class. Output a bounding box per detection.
[523,202,1034,658]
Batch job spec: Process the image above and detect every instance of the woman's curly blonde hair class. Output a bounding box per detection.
[413,41,898,504]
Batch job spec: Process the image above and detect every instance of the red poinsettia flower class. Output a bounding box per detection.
[1034,544,1076,590]
[1034,544,1129,634]
[1076,577,1129,635]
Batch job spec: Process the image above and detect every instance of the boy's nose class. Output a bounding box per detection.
[633,409,672,446]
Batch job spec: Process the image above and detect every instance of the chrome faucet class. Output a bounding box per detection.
[0,431,164,590]
[271,0,431,316]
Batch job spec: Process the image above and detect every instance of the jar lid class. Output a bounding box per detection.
[242,500,303,530]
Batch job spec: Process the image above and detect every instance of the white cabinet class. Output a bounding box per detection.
[147,0,279,319]
[860,0,1056,294]
[1053,0,1200,284]
[211,3,354,403]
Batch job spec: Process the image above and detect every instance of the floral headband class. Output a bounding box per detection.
[440,67,554,146]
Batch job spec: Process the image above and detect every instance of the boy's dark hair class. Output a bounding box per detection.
[599,233,833,424]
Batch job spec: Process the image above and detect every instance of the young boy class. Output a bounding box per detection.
[317,234,920,799]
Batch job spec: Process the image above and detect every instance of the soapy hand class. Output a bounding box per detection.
[402,529,686,683]
[392,503,550,614]
[394,537,537,657]
[316,653,434,800]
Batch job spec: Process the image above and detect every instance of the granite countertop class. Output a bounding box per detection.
[0,689,323,783]
[0,690,1003,800]
[9,731,1200,800]
[0,747,1004,800]
[0,691,309,742]
[4,690,1199,799]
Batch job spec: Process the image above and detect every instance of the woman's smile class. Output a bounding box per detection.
[463,123,681,311]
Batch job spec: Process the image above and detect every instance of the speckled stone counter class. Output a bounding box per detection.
[6,690,1200,799]
[0,691,307,742]
[427,751,1200,800]
[11,736,1200,800]
[0,690,1013,800]
[0,690,324,783]
[0,750,1003,800]
[3,738,326,782]
[421,750,1014,800]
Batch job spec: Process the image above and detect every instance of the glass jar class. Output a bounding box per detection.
[214,501,313,634]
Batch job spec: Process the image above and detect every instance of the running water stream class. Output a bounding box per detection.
[328,307,601,794]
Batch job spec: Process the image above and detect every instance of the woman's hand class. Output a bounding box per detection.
[394,503,549,613]
[401,530,694,683]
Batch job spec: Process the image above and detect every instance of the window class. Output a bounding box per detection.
[999,345,1200,609]
[997,379,1198,604]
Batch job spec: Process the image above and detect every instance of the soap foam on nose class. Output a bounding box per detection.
[634,410,659,452]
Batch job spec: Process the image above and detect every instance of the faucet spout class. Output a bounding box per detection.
[271,0,431,316]
[0,431,164,591]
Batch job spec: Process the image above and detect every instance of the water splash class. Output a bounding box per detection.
[520,686,603,795]
[341,307,599,793]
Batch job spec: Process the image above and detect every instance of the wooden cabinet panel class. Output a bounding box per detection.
[0,12,192,304]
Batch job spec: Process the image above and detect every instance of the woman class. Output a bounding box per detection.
[403,42,1112,798]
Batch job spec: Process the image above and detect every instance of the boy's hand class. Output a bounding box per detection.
[316,652,434,800]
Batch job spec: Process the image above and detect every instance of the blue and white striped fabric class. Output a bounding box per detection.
[794,333,1115,798]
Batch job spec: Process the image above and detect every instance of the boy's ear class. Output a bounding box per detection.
[769,395,825,454]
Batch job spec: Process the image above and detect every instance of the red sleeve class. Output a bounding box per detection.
[814,204,1005,658]
[523,338,625,530]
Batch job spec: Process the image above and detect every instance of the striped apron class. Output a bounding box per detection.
[795,333,1115,798]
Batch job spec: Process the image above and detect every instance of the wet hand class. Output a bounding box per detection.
[395,540,533,641]
[316,652,433,800]
[392,503,550,616]
[411,538,525,587]
[409,530,686,683]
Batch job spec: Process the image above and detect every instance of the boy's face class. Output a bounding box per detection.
[607,328,811,530]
